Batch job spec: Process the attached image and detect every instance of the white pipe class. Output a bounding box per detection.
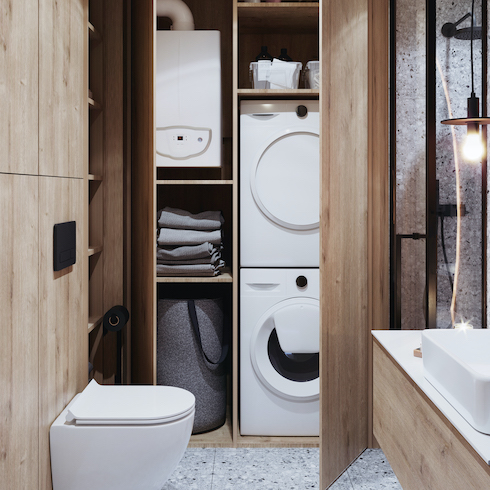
[157,0,195,31]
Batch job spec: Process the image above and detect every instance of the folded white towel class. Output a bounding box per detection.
[269,58,299,89]
[157,228,223,246]
[157,207,224,231]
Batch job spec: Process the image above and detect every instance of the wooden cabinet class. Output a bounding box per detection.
[39,0,86,178]
[236,2,319,96]
[1,1,89,488]
[38,176,86,489]
[131,0,319,448]
[0,174,40,489]
[0,0,39,175]
[234,0,319,447]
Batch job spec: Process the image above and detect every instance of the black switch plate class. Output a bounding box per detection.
[53,221,76,272]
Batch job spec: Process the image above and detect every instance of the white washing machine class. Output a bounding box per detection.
[240,100,319,267]
[240,268,319,436]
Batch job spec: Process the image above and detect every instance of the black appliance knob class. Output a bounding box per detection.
[296,275,308,288]
[296,105,308,117]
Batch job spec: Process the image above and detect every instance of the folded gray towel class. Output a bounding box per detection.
[157,207,224,230]
[156,242,222,261]
[157,253,222,266]
[156,262,224,277]
[157,227,222,246]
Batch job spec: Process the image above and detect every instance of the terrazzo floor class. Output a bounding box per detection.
[162,448,402,489]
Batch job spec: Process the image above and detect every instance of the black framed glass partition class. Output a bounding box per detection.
[391,0,488,329]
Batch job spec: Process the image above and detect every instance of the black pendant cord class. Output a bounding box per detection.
[471,0,475,95]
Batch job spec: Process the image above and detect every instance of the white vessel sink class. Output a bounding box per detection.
[422,329,490,435]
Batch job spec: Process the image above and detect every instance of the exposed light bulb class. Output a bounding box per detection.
[454,320,474,330]
[462,130,484,162]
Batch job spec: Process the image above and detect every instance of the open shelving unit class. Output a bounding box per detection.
[233,0,320,449]
[131,0,319,448]
[87,0,128,384]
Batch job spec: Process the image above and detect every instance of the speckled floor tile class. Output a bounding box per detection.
[347,449,402,490]
[162,448,215,490]
[211,448,319,490]
[328,470,354,489]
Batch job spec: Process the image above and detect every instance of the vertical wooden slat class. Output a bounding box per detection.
[367,0,390,448]
[0,174,39,489]
[101,0,124,384]
[38,176,87,490]
[131,0,156,384]
[320,0,370,487]
[232,0,239,446]
[39,0,85,178]
[0,0,38,175]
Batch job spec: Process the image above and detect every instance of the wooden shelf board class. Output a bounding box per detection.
[88,315,103,333]
[88,245,103,256]
[188,416,234,448]
[236,434,320,448]
[237,88,319,98]
[156,180,233,185]
[238,3,319,31]
[88,97,101,110]
[88,22,102,43]
[156,268,232,283]
[88,174,103,181]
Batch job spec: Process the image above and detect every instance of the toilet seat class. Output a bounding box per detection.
[66,380,195,426]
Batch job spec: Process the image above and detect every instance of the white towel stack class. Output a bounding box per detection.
[156,207,225,277]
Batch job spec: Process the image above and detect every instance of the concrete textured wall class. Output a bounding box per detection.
[396,0,485,329]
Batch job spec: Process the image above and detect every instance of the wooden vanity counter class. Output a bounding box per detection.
[372,331,490,490]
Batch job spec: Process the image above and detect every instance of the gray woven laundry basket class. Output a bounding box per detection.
[157,298,228,434]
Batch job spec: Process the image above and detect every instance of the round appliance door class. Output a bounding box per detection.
[250,130,320,231]
[250,298,320,401]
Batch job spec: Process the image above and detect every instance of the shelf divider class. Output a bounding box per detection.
[88,245,103,256]
[156,179,233,185]
[156,268,233,283]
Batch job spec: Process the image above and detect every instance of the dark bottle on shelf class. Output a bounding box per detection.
[255,46,273,61]
[278,48,292,61]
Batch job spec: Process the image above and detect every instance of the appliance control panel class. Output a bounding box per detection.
[156,127,211,161]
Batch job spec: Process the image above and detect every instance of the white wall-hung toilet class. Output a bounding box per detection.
[50,380,195,490]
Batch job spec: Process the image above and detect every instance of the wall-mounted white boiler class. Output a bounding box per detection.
[155,30,222,167]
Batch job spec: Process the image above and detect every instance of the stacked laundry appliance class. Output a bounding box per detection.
[240,100,320,436]
[157,207,225,277]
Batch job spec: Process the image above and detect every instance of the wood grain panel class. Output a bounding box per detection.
[131,0,156,384]
[38,176,87,490]
[232,0,239,444]
[320,0,369,487]
[373,339,490,490]
[0,174,39,489]
[39,0,85,178]
[101,0,124,384]
[0,0,38,175]
[238,3,319,31]
[367,0,390,449]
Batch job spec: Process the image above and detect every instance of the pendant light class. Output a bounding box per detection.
[441,0,490,162]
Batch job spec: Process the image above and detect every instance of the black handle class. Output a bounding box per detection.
[103,305,129,332]
[187,300,229,365]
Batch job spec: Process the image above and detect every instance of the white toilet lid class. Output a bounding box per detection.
[66,380,195,426]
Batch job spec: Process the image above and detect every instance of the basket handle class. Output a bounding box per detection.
[187,300,229,365]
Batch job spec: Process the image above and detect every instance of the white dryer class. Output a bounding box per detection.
[240,268,319,436]
[240,100,319,267]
